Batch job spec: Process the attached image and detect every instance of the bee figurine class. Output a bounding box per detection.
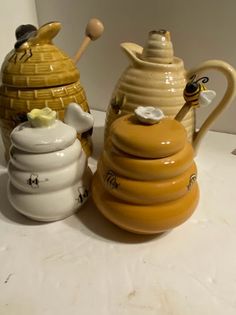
[175,75,216,122]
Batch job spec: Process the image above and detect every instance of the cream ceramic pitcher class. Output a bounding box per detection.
[104,30,236,152]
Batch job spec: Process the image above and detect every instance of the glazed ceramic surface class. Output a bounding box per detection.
[104,30,236,151]
[93,106,199,234]
[7,105,93,221]
[0,19,103,160]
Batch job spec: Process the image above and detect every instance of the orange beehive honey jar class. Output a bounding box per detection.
[92,77,218,234]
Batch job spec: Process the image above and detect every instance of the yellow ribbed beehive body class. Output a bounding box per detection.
[104,30,195,142]
[93,112,199,234]
[0,22,92,159]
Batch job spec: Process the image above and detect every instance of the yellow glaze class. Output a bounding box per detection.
[111,115,187,158]
[98,160,197,204]
[92,174,199,234]
[103,142,194,180]
[0,22,92,159]
[92,111,199,234]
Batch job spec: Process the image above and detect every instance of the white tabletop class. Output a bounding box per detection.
[0,110,236,315]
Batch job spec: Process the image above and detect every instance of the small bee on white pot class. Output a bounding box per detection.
[7,103,94,221]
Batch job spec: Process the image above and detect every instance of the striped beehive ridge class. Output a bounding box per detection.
[93,114,199,234]
[0,21,92,159]
[104,29,195,142]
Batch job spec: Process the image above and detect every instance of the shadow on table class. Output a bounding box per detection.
[66,197,168,244]
[0,172,46,226]
[0,171,168,241]
[66,125,167,243]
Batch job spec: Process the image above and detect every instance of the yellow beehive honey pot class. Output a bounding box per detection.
[92,77,219,234]
[0,18,104,159]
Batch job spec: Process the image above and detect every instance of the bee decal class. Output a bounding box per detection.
[184,75,216,108]
[187,174,197,191]
[76,186,89,204]
[105,170,120,189]
[110,94,126,115]
[12,112,28,127]
[27,174,39,188]
[27,173,49,188]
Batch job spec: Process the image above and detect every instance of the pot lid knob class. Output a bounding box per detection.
[141,29,174,64]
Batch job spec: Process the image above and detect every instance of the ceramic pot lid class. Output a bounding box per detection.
[1,22,79,88]
[110,114,187,158]
[10,120,77,153]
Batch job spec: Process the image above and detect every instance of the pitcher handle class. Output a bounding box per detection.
[187,60,236,153]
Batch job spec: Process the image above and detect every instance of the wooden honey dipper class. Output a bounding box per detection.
[73,18,104,64]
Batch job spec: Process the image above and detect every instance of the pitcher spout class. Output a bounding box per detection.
[120,42,144,65]
[121,29,175,67]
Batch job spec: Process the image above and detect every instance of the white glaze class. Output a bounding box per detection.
[8,147,87,193]
[9,140,82,171]
[7,167,92,221]
[199,90,216,107]
[64,102,94,133]
[7,104,93,221]
[134,106,165,124]
[11,120,76,153]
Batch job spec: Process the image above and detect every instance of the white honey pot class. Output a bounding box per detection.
[104,30,236,152]
[7,104,94,221]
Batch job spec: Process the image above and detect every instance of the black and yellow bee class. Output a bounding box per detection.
[105,170,119,189]
[175,75,216,122]
[184,74,216,108]
[184,75,209,108]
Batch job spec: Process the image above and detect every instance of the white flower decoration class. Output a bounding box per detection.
[134,106,165,124]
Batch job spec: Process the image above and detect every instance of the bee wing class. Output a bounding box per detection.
[64,103,94,134]
[199,90,216,107]
[29,174,39,188]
